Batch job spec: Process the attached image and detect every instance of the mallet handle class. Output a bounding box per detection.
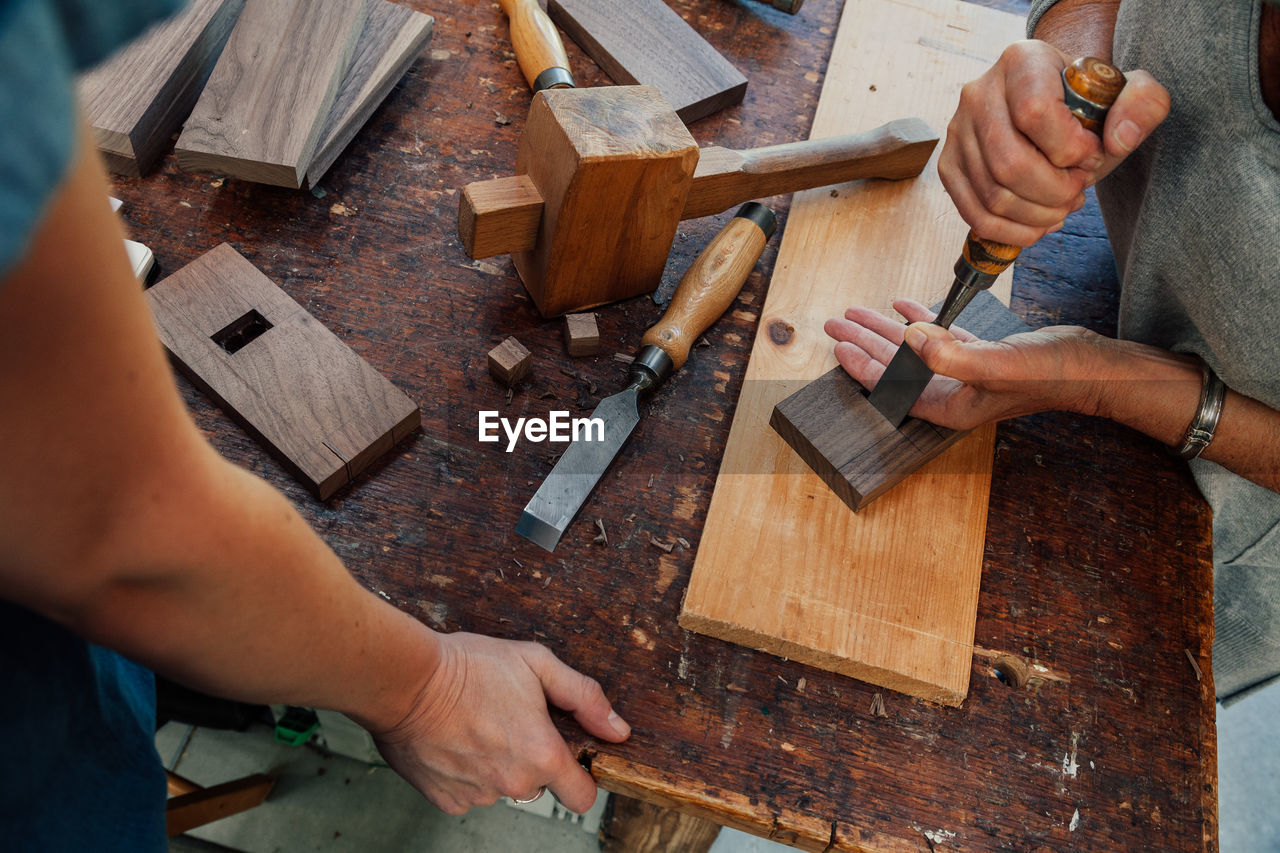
[681,118,937,220]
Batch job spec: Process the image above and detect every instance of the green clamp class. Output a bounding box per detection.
[273,706,319,746]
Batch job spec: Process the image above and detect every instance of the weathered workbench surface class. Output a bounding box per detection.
[110,0,1217,849]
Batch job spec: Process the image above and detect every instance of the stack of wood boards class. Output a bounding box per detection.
[678,0,1023,707]
[79,0,433,185]
[176,0,434,188]
[78,0,245,176]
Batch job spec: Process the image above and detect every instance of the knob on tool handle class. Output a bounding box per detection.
[639,203,777,377]
[499,0,575,92]
[951,56,1127,314]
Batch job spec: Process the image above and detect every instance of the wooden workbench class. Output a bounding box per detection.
[109,0,1218,849]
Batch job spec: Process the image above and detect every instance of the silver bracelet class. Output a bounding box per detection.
[1171,358,1226,460]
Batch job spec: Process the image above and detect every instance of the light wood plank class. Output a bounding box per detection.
[306,0,435,186]
[175,0,369,188]
[77,0,245,176]
[547,0,747,123]
[144,244,420,499]
[679,0,1024,706]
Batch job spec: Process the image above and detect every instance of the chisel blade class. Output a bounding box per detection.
[516,388,641,551]
[865,343,933,428]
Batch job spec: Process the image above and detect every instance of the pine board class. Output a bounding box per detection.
[547,0,746,124]
[306,0,434,187]
[77,0,245,176]
[175,0,369,188]
[679,0,1024,706]
[144,244,420,499]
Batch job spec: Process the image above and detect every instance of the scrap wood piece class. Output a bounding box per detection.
[306,0,435,186]
[547,0,747,123]
[144,243,420,499]
[488,336,532,386]
[563,312,600,357]
[678,0,1025,708]
[175,0,369,188]
[78,0,245,176]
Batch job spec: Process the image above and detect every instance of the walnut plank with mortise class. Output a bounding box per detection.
[175,0,369,188]
[680,0,1026,707]
[547,0,746,123]
[306,0,435,187]
[143,244,419,499]
[77,0,244,176]
[110,0,1216,849]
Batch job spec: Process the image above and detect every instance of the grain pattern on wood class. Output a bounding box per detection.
[680,0,1025,707]
[488,336,533,385]
[175,0,369,188]
[77,0,244,176]
[563,313,600,356]
[306,0,434,186]
[512,85,699,317]
[601,794,720,853]
[548,0,746,123]
[458,174,544,259]
[772,292,1031,512]
[144,244,420,499]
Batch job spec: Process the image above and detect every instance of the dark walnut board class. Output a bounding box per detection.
[110,0,1216,849]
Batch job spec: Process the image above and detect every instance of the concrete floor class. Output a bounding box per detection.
[161,683,1279,853]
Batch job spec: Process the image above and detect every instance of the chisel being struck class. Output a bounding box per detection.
[866,56,1126,427]
[517,202,777,551]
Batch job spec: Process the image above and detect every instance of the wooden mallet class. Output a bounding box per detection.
[457,85,939,317]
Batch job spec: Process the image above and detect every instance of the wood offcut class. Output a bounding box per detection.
[563,313,600,356]
[488,337,532,386]
[175,0,369,188]
[144,243,420,499]
[78,0,245,176]
[547,0,747,123]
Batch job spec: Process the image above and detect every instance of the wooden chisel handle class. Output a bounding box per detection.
[499,0,575,92]
[962,56,1127,281]
[641,203,776,371]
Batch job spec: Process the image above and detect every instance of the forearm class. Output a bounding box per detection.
[1032,0,1120,59]
[0,123,436,735]
[1078,338,1280,492]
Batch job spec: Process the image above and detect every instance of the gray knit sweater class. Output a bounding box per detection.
[1028,0,1280,701]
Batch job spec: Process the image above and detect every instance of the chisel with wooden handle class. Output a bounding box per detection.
[499,0,576,92]
[866,56,1127,427]
[517,202,777,551]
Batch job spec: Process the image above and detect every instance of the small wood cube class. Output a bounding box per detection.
[563,312,600,357]
[488,336,532,386]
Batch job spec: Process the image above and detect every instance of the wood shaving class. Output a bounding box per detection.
[613,352,635,364]
[593,518,608,545]
[870,693,887,717]
[1184,648,1203,681]
[676,537,691,549]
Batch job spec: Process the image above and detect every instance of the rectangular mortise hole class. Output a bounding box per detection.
[211,309,273,354]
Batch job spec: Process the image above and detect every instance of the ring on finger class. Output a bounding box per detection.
[512,786,547,805]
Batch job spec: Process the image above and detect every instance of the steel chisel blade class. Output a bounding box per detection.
[516,389,641,552]
[866,343,934,428]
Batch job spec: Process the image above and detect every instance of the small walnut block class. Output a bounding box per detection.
[771,290,1031,512]
[563,313,600,357]
[488,336,532,385]
[144,244,421,500]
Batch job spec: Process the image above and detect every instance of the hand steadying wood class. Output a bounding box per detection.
[866,57,1126,426]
